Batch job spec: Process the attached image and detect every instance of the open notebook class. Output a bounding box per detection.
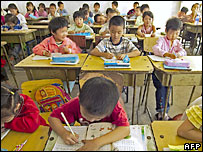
[52,122,147,151]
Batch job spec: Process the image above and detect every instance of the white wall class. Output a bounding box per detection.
[1,1,189,30]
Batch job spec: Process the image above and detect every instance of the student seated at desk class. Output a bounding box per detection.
[33,17,81,56]
[112,1,120,15]
[152,17,187,120]
[1,84,48,133]
[94,14,107,25]
[137,11,156,37]
[48,3,60,21]
[92,2,101,17]
[24,2,39,18]
[127,2,139,19]
[177,7,188,22]
[48,77,130,151]
[38,3,48,17]
[82,3,93,18]
[57,1,68,17]
[91,16,140,60]
[135,4,150,26]
[99,8,118,36]
[67,11,93,34]
[82,9,93,26]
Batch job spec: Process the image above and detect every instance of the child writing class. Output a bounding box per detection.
[1,84,48,133]
[152,17,187,120]
[48,3,60,21]
[82,9,93,26]
[112,1,120,15]
[38,3,48,17]
[92,2,101,17]
[99,8,118,36]
[91,16,141,60]
[24,2,39,18]
[48,77,130,151]
[67,11,94,34]
[127,2,139,19]
[137,11,156,37]
[135,4,150,26]
[33,17,81,56]
[57,1,68,16]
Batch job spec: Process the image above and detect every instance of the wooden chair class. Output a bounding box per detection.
[143,37,159,55]
[67,35,86,52]
[94,35,110,46]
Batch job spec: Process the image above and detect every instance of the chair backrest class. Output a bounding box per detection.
[95,35,110,46]
[144,37,159,53]
[67,35,86,48]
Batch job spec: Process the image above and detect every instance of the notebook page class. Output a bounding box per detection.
[148,55,166,62]
[52,126,87,151]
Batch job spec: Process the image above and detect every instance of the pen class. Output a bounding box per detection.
[141,126,146,150]
[13,139,28,151]
[61,112,75,136]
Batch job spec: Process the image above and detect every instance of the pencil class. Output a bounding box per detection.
[60,112,75,136]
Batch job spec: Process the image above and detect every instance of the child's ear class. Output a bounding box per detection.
[51,30,55,35]
[165,28,167,33]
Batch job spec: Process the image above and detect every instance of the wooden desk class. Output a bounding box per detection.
[126,25,138,34]
[149,56,202,118]
[90,24,103,34]
[1,29,37,58]
[1,125,50,151]
[28,25,50,41]
[26,17,48,25]
[1,41,18,88]
[151,121,202,151]
[14,53,88,93]
[32,20,50,25]
[81,55,154,124]
[126,19,136,25]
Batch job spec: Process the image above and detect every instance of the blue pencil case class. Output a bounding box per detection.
[51,54,79,65]
[29,14,38,19]
[74,32,91,36]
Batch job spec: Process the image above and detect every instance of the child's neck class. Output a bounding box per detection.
[144,24,151,28]
[76,24,83,28]
[54,36,63,43]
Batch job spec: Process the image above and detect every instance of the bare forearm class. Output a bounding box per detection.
[179,129,202,142]
[127,50,141,57]
[90,48,106,57]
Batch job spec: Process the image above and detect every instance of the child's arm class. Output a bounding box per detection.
[32,38,51,56]
[24,13,30,18]
[84,24,94,33]
[77,126,130,151]
[177,118,202,142]
[151,25,156,37]
[137,25,145,37]
[90,47,114,59]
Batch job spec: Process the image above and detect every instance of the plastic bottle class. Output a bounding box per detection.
[194,15,199,25]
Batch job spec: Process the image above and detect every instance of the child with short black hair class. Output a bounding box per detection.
[135,4,150,26]
[137,11,156,37]
[177,7,188,21]
[48,3,60,20]
[25,2,39,18]
[82,3,93,18]
[38,3,48,17]
[152,17,187,120]
[82,9,93,25]
[67,11,93,34]
[1,84,48,133]
[92,2,101,16]
[48,77,130,151]
[33,17,81,56]
[57,1,68,16]
[127,2,139,19]
[91,16,140,60]
[94,14,107,25]
[112,1,120,15]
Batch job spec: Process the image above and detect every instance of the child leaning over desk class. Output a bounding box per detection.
[33,17,81,56]
[1,84,48,133]
[152,17,187,120]
[48,77,130,151]
[24,2,39,18]
[91,16,140,60]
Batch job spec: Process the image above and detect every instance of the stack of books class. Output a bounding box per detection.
[163,58,191,70]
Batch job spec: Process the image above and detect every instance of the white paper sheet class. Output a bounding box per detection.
[148,55,166,62]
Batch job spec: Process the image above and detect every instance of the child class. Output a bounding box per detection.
[1,84,48,133]
[91,16,140,60]
[48,3,60,21]
[127,2,139,19]
[1,8,6,25]
[33,17,81,56]
[24,2,39,18]
[112,1,120,15]
[137,11,156,37]
[38,3,48,17]
[135,4,150,26]
[94,14,107,25]
[177,7,188,21]
[92,2,101,17]
[67,11,94,34]
[57,1,68,16]
[82,3,93,18]
[99,8,117,36]
[8,3,27,28]
[82,9,93,26]
[152,17,187,120]
[48,77,130,151]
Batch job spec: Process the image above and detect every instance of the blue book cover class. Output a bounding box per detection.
[163,64,191,70]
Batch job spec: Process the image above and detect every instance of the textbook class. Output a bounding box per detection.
[52,122,148,151]
[50,54,79,65]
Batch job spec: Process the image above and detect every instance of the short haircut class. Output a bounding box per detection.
[140,4,149,12]
[136,6,141,11]
[82,3,89,10]
[73,11,85,21]
[191,3,199,9]
[38,3,46,9]
[1,84,23,119]
[8,3,19,13]
[94,2,100,7]
[112,1,118,7]
[106,8,117,15]
[134,2,139,5]
[48,17,68,33]
[82,9,89,16]
[50,3,56,8]
[94,14,101,23]
[58,1,63,7]
[143,11,154,19]
[26,2,37,12]
[109,15,125,29]
[180,7,188,13]
[166,17,182,32]
[5,13,18,25]
[79,77,119,116]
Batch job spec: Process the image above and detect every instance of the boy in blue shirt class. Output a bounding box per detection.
[57,1,68,16]
[82,9,93,26]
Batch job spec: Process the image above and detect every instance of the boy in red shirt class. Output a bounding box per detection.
[48,77,130,151]
[1,84,48,133]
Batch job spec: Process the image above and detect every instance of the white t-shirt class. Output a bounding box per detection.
[17,13,27,25]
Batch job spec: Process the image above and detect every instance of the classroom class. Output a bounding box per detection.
[1,1,202,151]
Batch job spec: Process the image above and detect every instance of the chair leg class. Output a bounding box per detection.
[171,87,173,106]
[126,86,128,103]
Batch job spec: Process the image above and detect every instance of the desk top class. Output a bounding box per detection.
[184,22,202,26]
[126,25,139,29]
[90,24,103,28]
[1,29,37,35]
[1,125,50,151]
[81,55,153,73]
[28,25,49,29]
[151,121,202,151]
[26,17,48,21]
[95,34,136,38]
[149,56,202,74]
[32,20,50,25]
[1,41,7,46]
[14,53,88,69]
[136,34,163,40]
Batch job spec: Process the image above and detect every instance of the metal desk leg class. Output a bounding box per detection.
[18,35,26,58]
[144,73,151,113]
[141,74,147,105]
[190,27,199,55]
[64,70,71,94]
[2,46,19,88]
[132,74,136,125]
[163,74,172,119]
[25,69,34,80]
[187,86,196,106]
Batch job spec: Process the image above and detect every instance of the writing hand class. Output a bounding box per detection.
[117,54,126,60]
[62,131,79,145]
[76,139,100,151]
[163,53,176,59]
[43,50,51,57]
[104,53,114,59]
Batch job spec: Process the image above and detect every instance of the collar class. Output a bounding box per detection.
[49,36,64,45]
[110,37,123,46]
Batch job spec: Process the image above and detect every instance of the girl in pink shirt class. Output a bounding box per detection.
[33,17,81,56]
[152,17,187,120]
[24,2,39,18]
[37,3,48,17]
